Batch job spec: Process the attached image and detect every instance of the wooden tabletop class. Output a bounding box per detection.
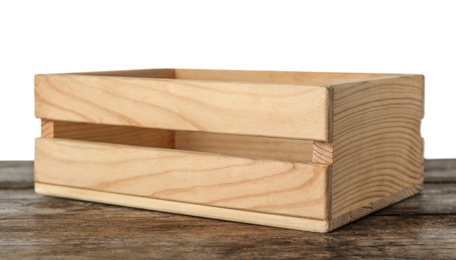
[1,160,455,259]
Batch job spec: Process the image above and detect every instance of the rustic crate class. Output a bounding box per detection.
[34,69,424,232]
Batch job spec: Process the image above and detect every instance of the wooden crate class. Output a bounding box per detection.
[34,69,424,232]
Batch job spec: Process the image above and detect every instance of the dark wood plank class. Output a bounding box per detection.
[0,161,33,189]
[1,189,455,259]
[424,159,456,182]
[0,160,455,259]
[2,182,454,219]
[375,183,456,216]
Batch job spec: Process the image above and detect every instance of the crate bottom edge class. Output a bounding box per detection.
[34,182,331,233]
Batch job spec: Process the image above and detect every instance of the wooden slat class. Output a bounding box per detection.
[74,68,175,78]
[174,131,314,163]
[330,75,424,219]
[34,138,330,220]
[174,69,396,85]
[41,120,174,149]
[34,183,330,233]
[71,68,396,84]
[35,74,331,141]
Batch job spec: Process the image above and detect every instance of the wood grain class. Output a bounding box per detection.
[35,183,330,233]
[330,75,424,219]
[41,120,174,148]
[174,69,396,85]
[75,68,175,78]
[175,131,314,162]
[34,138,330,220]
[1,160,455,259]
[329,184,422,230]
[312,142,333,164]
[70,68,396,84]
[35,73,331,141]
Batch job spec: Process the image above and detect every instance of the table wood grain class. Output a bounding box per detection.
[1,160,455,259]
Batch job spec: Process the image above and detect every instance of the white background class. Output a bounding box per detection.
[0,0,454,160]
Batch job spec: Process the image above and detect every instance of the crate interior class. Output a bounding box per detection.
[80,68,396,85]
[44,121,314,163]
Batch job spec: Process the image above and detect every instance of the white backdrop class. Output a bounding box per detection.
[0,0,454,159]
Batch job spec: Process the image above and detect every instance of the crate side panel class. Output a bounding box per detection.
[35,138,330,220]
[331,75,424,219]
[35,74,330,141]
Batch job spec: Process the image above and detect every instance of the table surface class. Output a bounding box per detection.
[1,160,455,259]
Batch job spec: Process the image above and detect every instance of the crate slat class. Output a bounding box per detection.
[35,138,330,220]
[35,74,331,141]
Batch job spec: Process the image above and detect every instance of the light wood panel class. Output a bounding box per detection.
[174,69,396,85]
[68,68,396,85]
[41,120,174,149]
[175,131,314,163]
[74,68,175,78]
[35,138,330,220]
[34,183,331,233]
[330,75,424,219]
[35,74,331,141]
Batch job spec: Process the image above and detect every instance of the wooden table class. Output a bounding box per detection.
[1,160,455,259]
